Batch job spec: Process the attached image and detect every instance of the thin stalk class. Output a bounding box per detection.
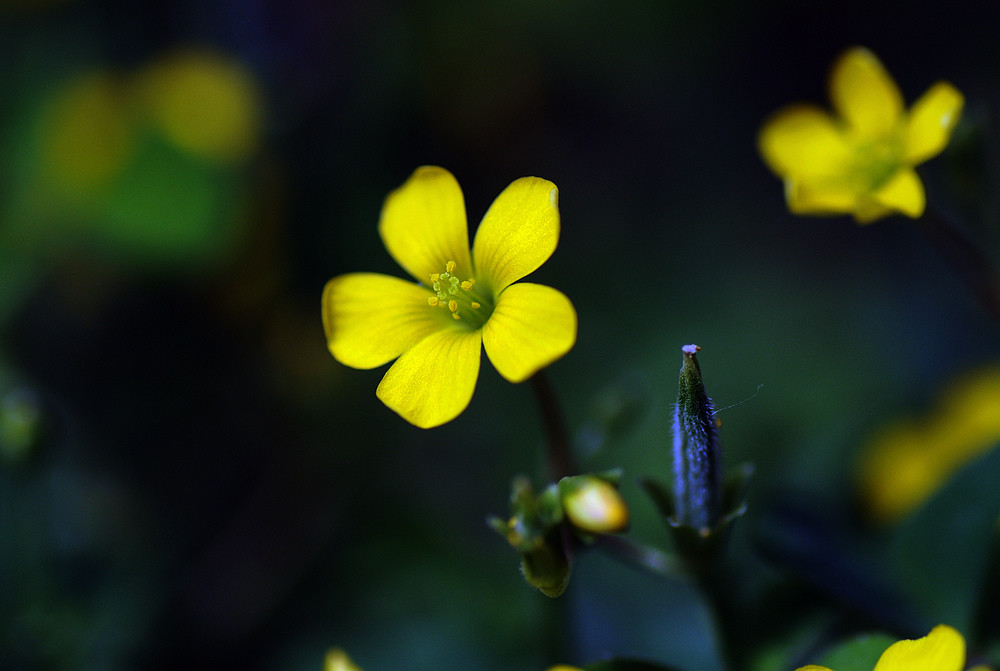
[919,207,1000,329]
[530,372,575,480]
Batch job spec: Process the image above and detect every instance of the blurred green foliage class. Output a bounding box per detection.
[1,1,999,671]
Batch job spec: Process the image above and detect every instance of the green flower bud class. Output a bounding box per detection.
[672,344,721,532]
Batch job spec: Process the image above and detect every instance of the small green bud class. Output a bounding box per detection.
[672,345,721,532]
[489,475,572,597]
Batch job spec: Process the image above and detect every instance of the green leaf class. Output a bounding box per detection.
[814,632,896,671]
[886,442,1000,632]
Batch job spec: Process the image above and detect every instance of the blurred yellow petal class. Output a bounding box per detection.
[482,283,576,383]
[870,167,925,219]
[874,625,964,671]
[795,667,834,671]
[785,178,857,216]
[472,177,560,293]
[322,273,444,369]
[548,667,585,671]
[379,166,474,285]
[324,648,362,671]
[830,47,904,137]
[906,82,964,164]
[40,71,135,193]
[376,328,482,428]
[758,105,852,179]
[136,49,262,163]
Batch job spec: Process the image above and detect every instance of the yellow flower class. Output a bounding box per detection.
[548,667,584,671]
[322,166,577,428]
[797,624,964,671]
[857,363,1000,523]
[758,46,963,224]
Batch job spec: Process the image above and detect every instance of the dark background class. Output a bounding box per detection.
[2,2,999,670]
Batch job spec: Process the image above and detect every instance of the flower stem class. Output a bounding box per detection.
[919,207,1000,328]
[530,372,575,480]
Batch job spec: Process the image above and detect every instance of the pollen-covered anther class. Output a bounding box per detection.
[428,296,439,307]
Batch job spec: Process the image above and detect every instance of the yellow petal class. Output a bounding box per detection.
[874,625,964,671]
[906,81,964,164]
[482,283,576,383]
[785,178,857,216]
[472,177,560,294]
[830,47,904,137]
[322,272,445,369]
[378,166,474,284]
[869,167,925,220]
[376,328,482,428]
[758,105,853,179]
[794,667,834,671]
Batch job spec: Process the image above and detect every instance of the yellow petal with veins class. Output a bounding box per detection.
[482,283,576,383]
[472,177,560,294]
[379,166,474,285]
[322,272,444,369]
[376,328,482,428]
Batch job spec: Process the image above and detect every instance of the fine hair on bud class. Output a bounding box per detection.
[672,344,722,531]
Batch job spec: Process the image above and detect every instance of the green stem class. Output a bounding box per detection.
[919,207,1000,329]
[594,534,685,578]
[530,372,575,480]
[695,560,743,671]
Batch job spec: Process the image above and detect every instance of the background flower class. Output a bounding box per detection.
[758,47,963,223]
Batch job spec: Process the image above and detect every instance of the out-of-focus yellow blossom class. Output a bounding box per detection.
[133,48,263,163]
[560,475,630,534]
[324,648,362,671]
[322,166,577,428]
[548,666,584,671]
[39,71,136,194]
[759,47,963,224]
[797,624,964,671]
[858,363,1000,523]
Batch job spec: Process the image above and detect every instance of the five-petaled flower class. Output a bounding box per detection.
[758,46,963,224]
[797,624,965,671]
[322,166,577,428]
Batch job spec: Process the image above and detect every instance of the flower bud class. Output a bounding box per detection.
[324,649,362,671]
[672,344,722,532]
[559,474,630,534]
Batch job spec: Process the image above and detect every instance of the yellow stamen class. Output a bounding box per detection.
[428,296,439,307]
[448,300,458,313]
[445,260,456,273]
[471,302,481,309]
[461,280,474,290]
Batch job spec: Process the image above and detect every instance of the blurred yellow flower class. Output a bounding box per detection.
[134,48,263,164]
[548,666,584,671]
[759,47,963,224]
[797,624,964,671]
[39,71,136,194]
[324,648,362,671]
[322,166,577,428]
[857,363,1000,523]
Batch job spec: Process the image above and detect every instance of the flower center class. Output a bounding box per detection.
[852,130,905,191]
[426,260,493,329]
